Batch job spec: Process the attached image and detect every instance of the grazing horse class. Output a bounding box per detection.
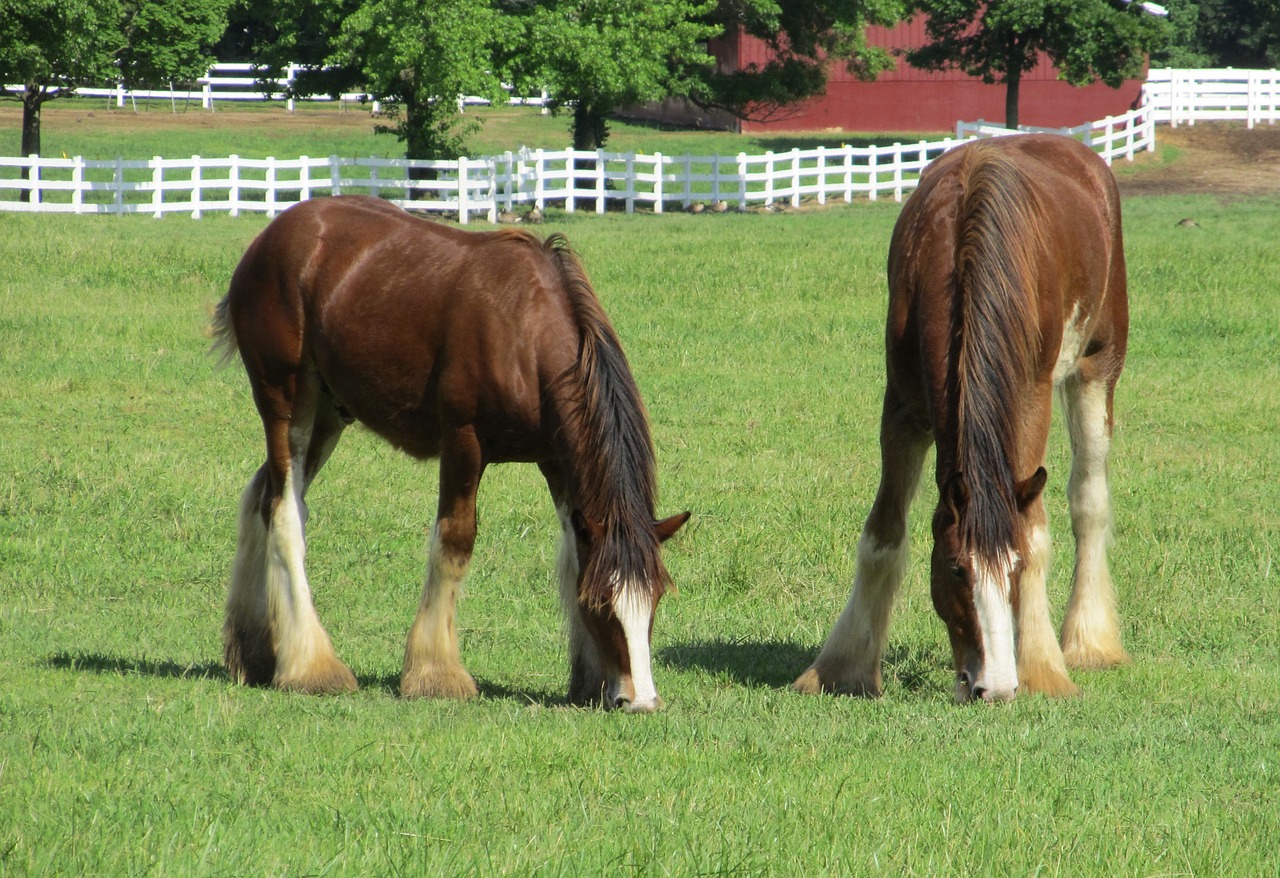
[794,134,1129,703]
[211,195,688,712]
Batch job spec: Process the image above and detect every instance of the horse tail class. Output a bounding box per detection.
[953,143,1045,563]
[543,233,663,606]
[209,293,240,369]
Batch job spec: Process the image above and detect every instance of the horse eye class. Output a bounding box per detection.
[950,564,966,581]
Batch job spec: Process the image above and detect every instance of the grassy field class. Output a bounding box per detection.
[1,112,1278,875]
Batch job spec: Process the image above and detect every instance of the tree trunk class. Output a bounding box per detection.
[1004,66,1022,131]
[571,103,608,210]
[20,86,42,204]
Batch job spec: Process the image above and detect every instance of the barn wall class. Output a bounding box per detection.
[710,20,1146,134]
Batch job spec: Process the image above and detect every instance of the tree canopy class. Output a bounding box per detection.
[0,0,231,157]
[905,0,1169,129]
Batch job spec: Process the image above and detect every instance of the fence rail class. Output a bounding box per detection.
[0,103,1156,222]
[1141,68,1280,128]
[4,63,546,114]
[956,104,1156,163]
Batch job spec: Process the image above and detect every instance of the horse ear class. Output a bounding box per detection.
[941,473,968,520]
[1016,467,1048,509]
[571,510,605,545]
[653,511,691,543]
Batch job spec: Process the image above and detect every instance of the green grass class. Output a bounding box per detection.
[1,112,1278,874]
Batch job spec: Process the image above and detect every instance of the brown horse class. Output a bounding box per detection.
[794,134,1129,703]
[212,195,688,711]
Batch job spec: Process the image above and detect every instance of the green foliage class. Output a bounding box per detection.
[0,0,231,156]
[117,0,233,88]
[1181,0,1280,67]
[510,0,719,150]
[701,0,904,120]
[905,0,1168,128]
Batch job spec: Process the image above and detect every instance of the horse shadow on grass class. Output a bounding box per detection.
[46,652,568,707]
[658,638,947,695]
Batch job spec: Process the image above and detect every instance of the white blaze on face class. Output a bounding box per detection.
[970,550,1020,701]
[612,582,660,712]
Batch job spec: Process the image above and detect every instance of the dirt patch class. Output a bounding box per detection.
[1115,123,1280,196]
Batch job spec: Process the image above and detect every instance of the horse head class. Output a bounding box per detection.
[570,510,689,713]
[930,468,1046,703]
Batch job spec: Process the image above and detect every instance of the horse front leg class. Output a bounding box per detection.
[401,427,482,700]
[794,398,929,697]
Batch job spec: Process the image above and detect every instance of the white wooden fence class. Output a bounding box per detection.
[0,101,1158,222]
[1141,68,1280,128]
[956,104,1156,163]
[16,63,546,114]
[0,139,975,222]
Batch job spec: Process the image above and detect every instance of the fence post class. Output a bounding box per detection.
[596,147,606,214]
[27,154,41,206]
[533,149,545,210]
[816,146,827,206]
[457,156,470,224]
[892,143,903,202]
[72,156,84,214]
[625,153,636,214]
[737,151,748,210]
[790,148,801,208]
[843,145,853,203]
[190,155,201,218]
[299,155,311,202]
[564,150,575,214]
[229,154,240,216]
[329,156,341,196]
[868,149,878,202]
[653,152,663,214]
[266,157,277,216]
[763,150,774,207]
[152,156,163,217]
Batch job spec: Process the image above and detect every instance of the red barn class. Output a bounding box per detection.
[649,21,1147,133]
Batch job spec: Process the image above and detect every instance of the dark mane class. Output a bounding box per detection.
[545,234,664,606]
[953,144,1045,567]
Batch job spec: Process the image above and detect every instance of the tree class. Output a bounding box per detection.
[0,0,122,157]
[331,0,514,161]
[118,0,232,94]
[699,0,905,123]
[1182,0,1280,67]
[905,0,1168,129]
[510,0,719,151]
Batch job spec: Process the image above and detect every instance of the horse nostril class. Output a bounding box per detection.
[972,685,987,702]
[612,694,631,711]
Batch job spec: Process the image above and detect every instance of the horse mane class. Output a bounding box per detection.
[544,234,665,608]
[952,143,1045,569]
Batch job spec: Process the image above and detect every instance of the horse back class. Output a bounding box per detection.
[223,196,580,461]
[885,135,1127,421]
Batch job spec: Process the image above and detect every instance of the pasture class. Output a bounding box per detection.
[1,110,1278,874]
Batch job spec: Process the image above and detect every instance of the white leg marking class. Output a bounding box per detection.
[613,583,659,712]
[814,532,909,684]
[1052,303,1086,385]
[970,551,1019,702]
[406,523,469,666]
[226,476,270,634]
[266,461,336,682]
[1060,377,1127,665]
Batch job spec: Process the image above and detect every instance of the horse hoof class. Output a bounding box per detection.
[1061,641,1131,671]
[1018,663,1081,697]
[792,666,882,698]
[274,659,358,695]
[400,664,478,700]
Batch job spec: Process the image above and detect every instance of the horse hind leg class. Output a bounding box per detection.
[794,402,929,697]
[223,465,277,685]
[1058,373,1130,669]
[229,379,356,694]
